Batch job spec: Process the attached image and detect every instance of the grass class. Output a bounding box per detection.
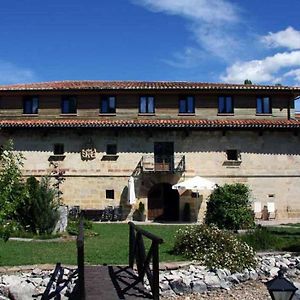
[239,225,300,252]
[2,223,300,267]
[0,223,185,266]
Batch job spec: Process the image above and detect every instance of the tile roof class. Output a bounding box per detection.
[0,80,299,92]
[0,119,299,129]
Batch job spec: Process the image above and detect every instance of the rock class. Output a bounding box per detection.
[188,265,196,273]
[165,274,181,282]
[170,278,191,294]
[249,270,258,281]
[32,268,42,276]
[270,267,280,277]
[160,282,171,291]
[191,280,207,294]
[226,275,240,284]
[216,269,227,280]
[7,280,36,300]
[220,279,231,290]
[204,275,221,290]
[0,285,9,297]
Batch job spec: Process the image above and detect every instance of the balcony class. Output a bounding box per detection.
[140,154,185,173]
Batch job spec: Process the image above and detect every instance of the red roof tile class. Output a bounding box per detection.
[0,119,299,129]
[0,80,299,92]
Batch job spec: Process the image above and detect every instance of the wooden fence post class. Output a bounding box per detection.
[77,218,85,299]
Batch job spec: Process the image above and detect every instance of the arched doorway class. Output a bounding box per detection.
[148,183,179,222]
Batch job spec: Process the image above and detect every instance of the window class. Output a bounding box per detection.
[106,189,114,199]
[100,96,116,114]
[54,143,64,155]
[218,96,233,114]
[61,96,77,114]
[256,97,271,114]
[179,96,195,113]
[226,149,240,161]
[106,144,117,155]
[139,96,155,113]
[23,96,39,114]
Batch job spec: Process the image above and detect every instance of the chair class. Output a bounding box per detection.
[254,201,262,219]
[267,202,276,219]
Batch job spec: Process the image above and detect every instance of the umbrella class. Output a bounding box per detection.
[128,176,136,205]
[172,176,216,195]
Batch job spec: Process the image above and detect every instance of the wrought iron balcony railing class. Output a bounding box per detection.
[140,154,185,173]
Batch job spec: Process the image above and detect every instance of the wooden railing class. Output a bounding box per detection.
[128,222,163,300]
[77,218,85,299]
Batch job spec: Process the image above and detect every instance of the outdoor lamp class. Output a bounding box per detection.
[265,266,298,300]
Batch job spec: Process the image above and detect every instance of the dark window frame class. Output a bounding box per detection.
[61,96,77,114]
[139,95,155,114]
[53,143,64,155]
[256,96,272,114]
[106,189,115,199]
[100,96,116,114]
[23,96,39,114]
[218,96,234,114]
[106,144,117,155]
[226,149,241,161]
[178,96,195,114]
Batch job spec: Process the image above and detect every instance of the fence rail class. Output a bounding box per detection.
[77,218,85,299]
[128,221,163,300]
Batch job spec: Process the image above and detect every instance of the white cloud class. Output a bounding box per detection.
[132,0,240,63]
[283,69,300,84]
[134,0,238,24]
[262,27,300,50]
[221,51,300,84]
[0,61,37,84]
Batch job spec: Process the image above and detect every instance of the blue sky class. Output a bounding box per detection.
[0,0,300,86]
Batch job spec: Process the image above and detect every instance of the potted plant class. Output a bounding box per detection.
[133,202,146,221]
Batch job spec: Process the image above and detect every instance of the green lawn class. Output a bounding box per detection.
[0,223,185,266]
[239,225,300,252]
[2,223,300,267]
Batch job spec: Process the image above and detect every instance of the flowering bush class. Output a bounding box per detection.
[173,224,256,272]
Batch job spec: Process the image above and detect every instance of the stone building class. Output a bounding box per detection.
[0,80,300,222]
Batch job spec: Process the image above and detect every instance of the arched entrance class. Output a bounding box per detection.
[148,183,179,222]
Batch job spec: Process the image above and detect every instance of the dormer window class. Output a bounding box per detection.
[179,96,195,114]
[257,97,271,114]
[101,96,116,114]
[61,96,77,114]
[23,96,39,114]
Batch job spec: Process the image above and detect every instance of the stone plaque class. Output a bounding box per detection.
[81,141,96,160]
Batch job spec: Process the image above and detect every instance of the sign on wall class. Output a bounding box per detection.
[81,140,96,160]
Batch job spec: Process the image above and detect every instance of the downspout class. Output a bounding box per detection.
[287,97,291,120]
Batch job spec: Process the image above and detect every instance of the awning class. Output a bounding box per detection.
[172,176,216,195]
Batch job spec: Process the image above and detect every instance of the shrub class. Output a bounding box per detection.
[15,176,59,235]
[205,183,255,230]
[173,224,256,272]
[67,218,93,236]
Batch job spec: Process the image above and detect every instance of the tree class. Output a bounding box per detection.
[244,79,252,85]
[205,183,255,230]
[0,140,26,240]
[16,176,59,234]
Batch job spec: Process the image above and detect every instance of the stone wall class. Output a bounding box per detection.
[1,127,300,221]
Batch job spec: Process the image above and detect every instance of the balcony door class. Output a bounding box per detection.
[154,142,174,172]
